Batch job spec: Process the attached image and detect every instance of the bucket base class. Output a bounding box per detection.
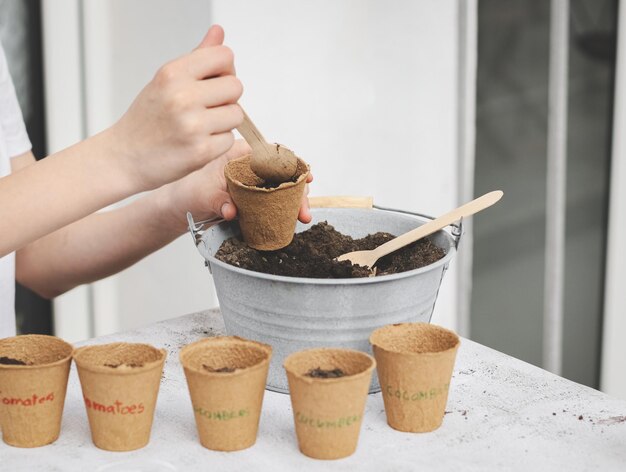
[265,384,382,395]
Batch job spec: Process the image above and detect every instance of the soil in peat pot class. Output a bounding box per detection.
[215,221,446,278]
[305,367,346,379]
[202,365,237,373]
[0,356,28,365]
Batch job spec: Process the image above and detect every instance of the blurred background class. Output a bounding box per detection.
[1,0,624,400]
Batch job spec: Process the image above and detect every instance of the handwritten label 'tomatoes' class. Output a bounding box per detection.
[83,397,145,415]
[0,391,54,406]
[295,411,361,428]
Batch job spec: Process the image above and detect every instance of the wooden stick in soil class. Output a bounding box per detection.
[337,190,504,269]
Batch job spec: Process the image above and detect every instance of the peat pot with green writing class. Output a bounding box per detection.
[283,348,375,460]
[179,336,272,451]
[370,322,460,433]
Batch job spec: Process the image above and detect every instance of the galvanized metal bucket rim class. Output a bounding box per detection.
[189,207,461,285]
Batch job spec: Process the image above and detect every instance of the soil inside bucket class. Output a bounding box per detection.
[215,221,446,278]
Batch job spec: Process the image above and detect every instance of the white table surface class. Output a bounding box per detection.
[2,309,625,471]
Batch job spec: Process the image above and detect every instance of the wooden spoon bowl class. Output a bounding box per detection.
[236,108,298,183]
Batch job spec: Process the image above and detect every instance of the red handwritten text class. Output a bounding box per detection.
[83,397,145,415]
[0,391,54,407]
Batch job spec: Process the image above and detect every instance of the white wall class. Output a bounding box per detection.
[44,0,92,342]
[89,0,219,334]
[48,0,462,336]
[47,0,220,339]
[212,0,460,329]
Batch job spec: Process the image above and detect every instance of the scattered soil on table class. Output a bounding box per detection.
[0,356,29,366]
[203,365,236,373]
[104,363,143,368]
[215,221,446,278]
[305,367,346,379]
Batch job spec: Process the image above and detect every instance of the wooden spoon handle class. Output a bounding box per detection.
[236,108,271,159]
[309,196,374,209]
[374,190,503,259]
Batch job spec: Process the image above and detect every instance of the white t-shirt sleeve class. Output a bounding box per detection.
[0,42,32,158]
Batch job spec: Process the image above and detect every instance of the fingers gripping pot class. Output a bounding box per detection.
[188,204,462,393]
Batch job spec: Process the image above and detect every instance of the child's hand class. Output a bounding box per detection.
[110,25,243,192]
[156,140,313,234]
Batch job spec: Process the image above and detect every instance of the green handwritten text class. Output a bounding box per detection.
[194,406,250,421]
[295,411,361,428]
[385,384,450,402]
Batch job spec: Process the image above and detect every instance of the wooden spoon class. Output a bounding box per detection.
[337,190,504,269]
[236,108,298,183]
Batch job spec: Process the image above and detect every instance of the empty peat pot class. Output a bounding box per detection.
[73,342,166,451]
[283,348,375,460]
[0,335,73,447]
[179,336,272,451]
[224,154,310,250]
[189,207,459,393]
[370,322,460,432]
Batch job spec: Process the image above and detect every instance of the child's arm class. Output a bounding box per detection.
[0,27,242,257]
[14,141,312,298]
[12,142,236,298]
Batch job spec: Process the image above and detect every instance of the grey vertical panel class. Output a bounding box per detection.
[544,0,569,375]
[457,0,478,338]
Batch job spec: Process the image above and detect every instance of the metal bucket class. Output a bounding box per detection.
[188,206,461,393]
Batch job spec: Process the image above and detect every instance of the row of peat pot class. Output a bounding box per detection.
[0,322,460,461]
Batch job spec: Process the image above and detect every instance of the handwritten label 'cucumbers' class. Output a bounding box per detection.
[385,384,450,401]
[295,411,361,428]
[0,391,54,407]
[194,406,250,421]
[83,397,145,415]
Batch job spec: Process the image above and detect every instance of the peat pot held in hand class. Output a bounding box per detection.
[188,206,461,393]
[224,154,310,251]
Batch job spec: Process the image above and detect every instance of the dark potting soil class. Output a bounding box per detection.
[203,365,236,373]
[0,356,28,366]
[104,363,143,368]
[306,367,346,379]
[215,221,446,278]
[256,176,297,189]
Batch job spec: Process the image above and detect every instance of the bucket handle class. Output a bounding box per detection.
[188,204,462,253]
[187,212,224,251]
[308,196,462,249]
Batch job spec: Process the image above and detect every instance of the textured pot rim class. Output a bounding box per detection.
[369,322,461,357]
[224,155,310,193]
[73,342,167,375]
[283,347,376,385]
[0,334,73,370]
[179,336,272,377]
